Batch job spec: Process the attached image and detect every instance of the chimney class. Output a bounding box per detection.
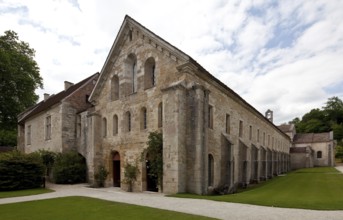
[265,109,273,123]
[64,81,74,90]
[44,93,50,101]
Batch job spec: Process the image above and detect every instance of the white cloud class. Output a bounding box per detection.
[1,0,342,125]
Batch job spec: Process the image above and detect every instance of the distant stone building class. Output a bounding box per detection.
[17,73,99,153]
[278,124,335,169]
[18,16,293,195]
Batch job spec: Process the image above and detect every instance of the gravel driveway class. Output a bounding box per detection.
[1,167,343,220]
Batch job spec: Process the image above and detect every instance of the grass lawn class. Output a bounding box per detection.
[0,196,216,220]
[172,167,343,210]
[0,188,53,199]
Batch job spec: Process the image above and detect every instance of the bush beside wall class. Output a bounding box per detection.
[0,151,44,191]
[52,151,86,184]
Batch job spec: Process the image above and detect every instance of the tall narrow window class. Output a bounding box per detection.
[158,102,163,128]
[226,114,230,134]
[126,111,131,132]
[76,115,81,138]
[126,54,137,95]
[317,151,322,158]
[129,29,133,41]
[144,57,156,89]
[208,154,214,187]
[102,117,107,137]
[140,107,147,130]
[132,62,137,93]
[111,75,119,101]
[263,132,266,145]
[239,120,243,138]
[113,114,118,135]
[45,116,51,140]
[27,125,31,145]
[208,105,213,129]
[249,125,252,140]
[257,129,260,142]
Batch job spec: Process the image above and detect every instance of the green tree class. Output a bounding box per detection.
[0,30,43,146]
[290,96,343,145]
[323,96,343,124]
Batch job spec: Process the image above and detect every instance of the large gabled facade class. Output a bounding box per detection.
[85,16,291,194]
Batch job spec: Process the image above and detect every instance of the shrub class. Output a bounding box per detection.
[0,151,44,191]
[38,150,56,176]
[94,165,109,187]
[52,151,86,184]
[123,162,139,192]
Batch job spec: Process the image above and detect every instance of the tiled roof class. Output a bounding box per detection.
[293,132,332,144]
[18,73,99,124]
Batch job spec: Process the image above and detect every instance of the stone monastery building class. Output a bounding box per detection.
[19,16,296,194]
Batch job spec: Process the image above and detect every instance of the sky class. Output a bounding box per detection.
[1,0,342,125]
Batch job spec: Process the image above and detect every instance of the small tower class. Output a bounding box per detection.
[265,109,273,123]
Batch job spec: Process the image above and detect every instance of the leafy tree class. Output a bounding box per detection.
[142,131,163,191]
[323,96,343,124]
[290,97,343,157]
[0,30,43,146]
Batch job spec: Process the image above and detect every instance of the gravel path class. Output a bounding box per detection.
[1,167,343,220]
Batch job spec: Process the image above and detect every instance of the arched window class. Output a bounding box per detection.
[126,54,137,95]
[113,114,118,135]
[140,107,147,130]
[144,57,156,89]
[208,154,214,187]
[102,117,107,137]
[111,75,119,101]
[317,151,322,159]
[125,111,131,132]
[158,102,163,128]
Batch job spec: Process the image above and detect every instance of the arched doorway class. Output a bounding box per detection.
[146,154,158,192]
[112,152,121,187]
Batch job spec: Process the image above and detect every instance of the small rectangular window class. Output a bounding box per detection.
[27,125,31,145]
[257,129,260,142]
[239,120,243,138]
[226,114,230,134]
[45,116,51,140]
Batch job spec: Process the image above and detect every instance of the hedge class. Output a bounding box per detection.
[0,151,44,191]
